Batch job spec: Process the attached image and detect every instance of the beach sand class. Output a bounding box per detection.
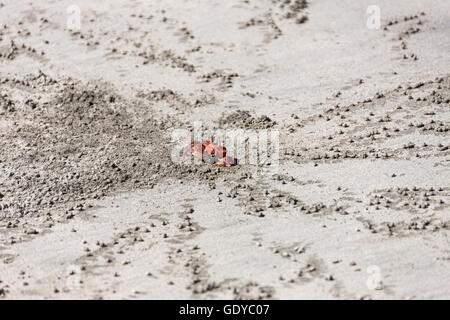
[0,0,449,299]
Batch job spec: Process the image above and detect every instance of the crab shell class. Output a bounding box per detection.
[184,141,205,160]
[205,141,227,158]
[184,141,237,167]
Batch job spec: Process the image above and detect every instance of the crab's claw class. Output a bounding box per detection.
[184,141,205,160]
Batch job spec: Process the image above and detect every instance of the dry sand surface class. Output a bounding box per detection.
[0,0,449,299]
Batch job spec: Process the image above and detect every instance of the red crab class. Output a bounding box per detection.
[184,139,237,167]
